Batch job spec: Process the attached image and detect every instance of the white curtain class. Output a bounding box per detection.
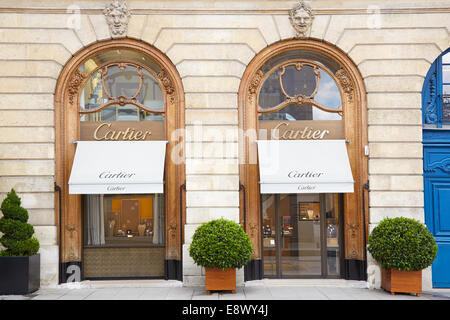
[85,194,105,246]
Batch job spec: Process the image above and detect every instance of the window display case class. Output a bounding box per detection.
[298,202,320,221]
[84,194,164,247]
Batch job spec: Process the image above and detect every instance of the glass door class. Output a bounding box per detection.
[262,193,343,278]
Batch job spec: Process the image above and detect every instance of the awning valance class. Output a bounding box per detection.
[68,141,167,194]
[256,140,354,194]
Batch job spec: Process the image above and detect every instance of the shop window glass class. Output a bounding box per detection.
[80,63,164,122]
[262,193,342,277]
[258,58,342,122]
[84,194,165,247]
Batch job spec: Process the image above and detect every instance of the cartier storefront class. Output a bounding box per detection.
[55,40,185,282]
[239,40,368,281]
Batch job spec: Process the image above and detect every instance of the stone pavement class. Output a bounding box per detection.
[1,279,450,300]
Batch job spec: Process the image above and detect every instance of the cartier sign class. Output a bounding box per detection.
[80,122,165,141]
[258,120,343,140]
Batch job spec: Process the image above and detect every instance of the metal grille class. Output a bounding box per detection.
[83,247,165,278]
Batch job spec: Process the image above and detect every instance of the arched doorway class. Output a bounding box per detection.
[422,47,450,288]
[238,39,368,280]
[54,39,185,282]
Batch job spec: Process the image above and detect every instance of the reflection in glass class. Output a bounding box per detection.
[444,85,450,95]
[325,194,340,276]
[262,194,277,277]
[443,65,450,84]
[442,52,450,64]
[258,65,342,121]
[287,194,321,276]
[281,65,317,97]
[262,193,341,278]
[80,104,164,122]
[78,49,162,75]
[83,194,165,247]
[80,63,164,120]
[103,65,142,98]
[258,104,312,121]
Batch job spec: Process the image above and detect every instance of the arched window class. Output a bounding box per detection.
[256,51,345,278]
[239,40,368,281]
[422,48,450,127]
[75,49,168,279]
[258,56,342,122]
[55,40,185,283]
[79,49,165,122]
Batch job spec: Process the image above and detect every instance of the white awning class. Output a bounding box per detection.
[68,141,167,194]
[256,140,354,194]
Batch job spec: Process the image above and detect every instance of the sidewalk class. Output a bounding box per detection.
[1,279,450,300]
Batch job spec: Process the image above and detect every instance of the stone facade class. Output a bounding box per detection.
[0,0,449,289]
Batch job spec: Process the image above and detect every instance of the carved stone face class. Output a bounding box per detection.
[289,2,314,38]
[104,0,130,38]
[292,7,312,33]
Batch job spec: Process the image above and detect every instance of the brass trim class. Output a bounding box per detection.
[256,59,343,116]
[78,60,166,115]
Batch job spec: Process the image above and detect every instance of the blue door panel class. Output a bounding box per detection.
[424,146,450,288]
[436,186,450,236]
[432,243,450,288]
[423,145,450,177]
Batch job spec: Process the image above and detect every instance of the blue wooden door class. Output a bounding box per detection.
[423,48,450,288]
[423,143,450,287]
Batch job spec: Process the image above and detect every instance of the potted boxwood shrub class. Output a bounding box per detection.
[189,218,253,294]
[367,217,437,296]
[0,189,40,295]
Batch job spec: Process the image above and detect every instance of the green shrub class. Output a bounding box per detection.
[367,217,438,271]
[189,218,253,270]
[0,189,40,257]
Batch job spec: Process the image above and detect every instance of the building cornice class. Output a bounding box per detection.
[0,7,449,15]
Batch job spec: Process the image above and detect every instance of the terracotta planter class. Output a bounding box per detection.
[205,267,236,294]
[381,268,422,296]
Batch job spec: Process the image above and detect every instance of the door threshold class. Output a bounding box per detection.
[58,279,183,289]
[245,278,368,288]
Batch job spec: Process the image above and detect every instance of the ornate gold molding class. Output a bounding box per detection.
[346,222,359,238]
[257,60,343,116]
[335,68,354,103]
[68,69,86,105]
[65,224,78,233]
[158,69,175,103]
[78,61,165,115]
[248,70,263,102]
[168,221,177,240]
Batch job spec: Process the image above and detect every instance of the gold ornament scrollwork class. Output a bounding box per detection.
[346,222,359,238]
[335,68,354,104]
[248,70,264,103]
[168,221,177,240]
[158,69,175,104]
[78,62,164,116]
[68,70,86,105]
[248,222,259,256]
[65,224,79,261]
[257,60,343,116]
